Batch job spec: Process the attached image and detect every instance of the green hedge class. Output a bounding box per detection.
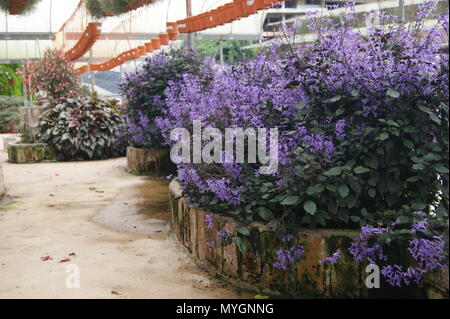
[0,96,22,133]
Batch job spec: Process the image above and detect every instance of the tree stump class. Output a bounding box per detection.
[126,146,169,175]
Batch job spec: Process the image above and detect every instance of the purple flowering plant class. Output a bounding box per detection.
[349,215,447,287]
[158,3,448,234]
[273,235,305,271]
[130,3,448,286]
[118,49,214,148]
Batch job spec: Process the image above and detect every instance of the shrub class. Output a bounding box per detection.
[24,49,81,104]
[0,96,22,133]
[0,64,22,96]
[36,94,125,160]
[119,48,214,149]
[159,5,449,232]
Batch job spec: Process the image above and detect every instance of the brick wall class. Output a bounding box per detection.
[168,180,448,298]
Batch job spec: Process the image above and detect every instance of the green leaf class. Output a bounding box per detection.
[428,113,441,125]
[387,88,400,98]
[412,163,425,170]
[281,196,299,206]
[346,194,358,208]
[434,166,449,174]
[351,90,359,97]
[350,180,361,194]
[338,209,349,223]
[323,167,342,176]
[306,184,325,195]
[354,166,370,174]
[402,139,414,149]
[236,226,250,237]
[378,132,390,141]
[256,207,274,221]
[350,216,360,222]
[304,200,317,215]
[386,120,400,127]
[411,202,427,211]
[234,237,247,255]
[335,108,345,117]
[329,95,341,102]
[338,185,350,197]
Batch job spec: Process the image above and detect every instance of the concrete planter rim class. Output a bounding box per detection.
[169,178,360,236]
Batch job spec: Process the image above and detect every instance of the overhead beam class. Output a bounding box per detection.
[0,32,55,40]
[0,32,259,42]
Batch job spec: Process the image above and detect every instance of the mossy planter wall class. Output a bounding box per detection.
[18,106,46,143]
[8,143,54,164]
[168,180,448,298]
[126,146,169,175]
[0,164,5,197]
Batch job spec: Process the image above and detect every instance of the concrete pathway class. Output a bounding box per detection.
[0,135,248,299]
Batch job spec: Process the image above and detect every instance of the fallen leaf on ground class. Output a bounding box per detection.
[111,290,121,295]
[59,258,71,263]
[68,252,76,256]
[41,256,53,261]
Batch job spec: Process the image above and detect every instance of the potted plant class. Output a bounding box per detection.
[166,22,179,40]
[0,0,40,15]
[203,12,215,29]
[255,0,270,10]
[138,45,147,56]
[212,8,224,26]
[177,18,189,33]
[158,33,170,45]
[145,42,154,52]
[151,38,161,50]
[241,0,256,17]
[233,0,244,17]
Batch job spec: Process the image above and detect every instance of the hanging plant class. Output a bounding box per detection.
[0,0,41,15]
[85,0,159,18]
[85,0,105,19]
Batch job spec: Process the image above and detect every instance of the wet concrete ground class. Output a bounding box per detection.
[0,139,250,298]
[93,178,170,236]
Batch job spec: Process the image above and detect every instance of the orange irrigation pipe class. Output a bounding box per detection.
[88,0,283,72]
[65,23,102,62]
[76,65,89,75]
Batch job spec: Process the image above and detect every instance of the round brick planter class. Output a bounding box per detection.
[168,179,448,298]
[7,143,54,164]
[126,146,169,175]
